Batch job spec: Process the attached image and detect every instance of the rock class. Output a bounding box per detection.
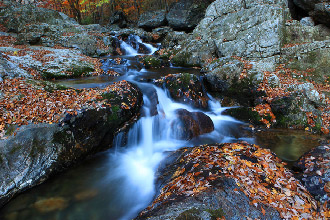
[300,17,315,26]
[0,46,96,79]
[0,53,29,79]
[268,73,281,88]
[138,143,319,219]
[33,197,68,213]
[154,73,210,109]
[166,0,208,31]
[109,11,128,28]
[293,0,330,27]
[171,38,217,67]
[138,10,167,30]
[0,80,143,208]
[74,189,98,201]
[204,57,264,106]
[0,2,77,33]
[270,92,323,131]
[294,145,330,206]
[172,109,214,140]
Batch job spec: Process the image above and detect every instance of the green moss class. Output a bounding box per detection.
[226,107,262,125]
[176,208,201,220]
[101,92,116,100]
[53,129,73,146]
[42,65,94,80]
[143,56,162,68]
[5,124,16,136]
[108,105,120,121]
[9,144,23,155]
[206,208,225,220]
[29,138,45,157]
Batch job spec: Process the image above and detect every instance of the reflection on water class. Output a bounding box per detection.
[255,129,322,164]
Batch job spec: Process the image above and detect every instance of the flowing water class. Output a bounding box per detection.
[0,35,322,220]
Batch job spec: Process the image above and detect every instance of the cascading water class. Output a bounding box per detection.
[0,35,250,220]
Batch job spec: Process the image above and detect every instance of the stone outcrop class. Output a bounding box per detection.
[138,10,167,30]
[166,0,207,31]
[0,81,143,208]
[138,143,321,219]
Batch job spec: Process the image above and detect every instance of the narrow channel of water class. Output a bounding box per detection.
[0,35,321,220]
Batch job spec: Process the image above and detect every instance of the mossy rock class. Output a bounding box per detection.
[142,56,162,68]
[176,208,202,220]
[224,107,263,126]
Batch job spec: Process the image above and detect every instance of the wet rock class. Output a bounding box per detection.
[138,10,167,30]
[109,11,128,28]
[138,143,319,219]
[154,73,209,109]
[166,0,208,31]
[294,145,330,206]
[33,197,68,213]
[0,81,143,208]
[172,109,214,140]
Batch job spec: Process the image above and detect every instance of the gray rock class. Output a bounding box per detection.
[294,145,330,204]
[0,53,29,79]
[268,73,281,88]
[0,81,143,208]
[138,10,167,30]
[166,0,207,31]
[109,11,128,28]
[300,17,315,26]
[0,3,77,33]
[0,46,95,79]
[293,0,330,27]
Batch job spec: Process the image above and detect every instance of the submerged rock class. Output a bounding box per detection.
[172,109,214,140]
[33,197,68,213]
[138,143,322,219]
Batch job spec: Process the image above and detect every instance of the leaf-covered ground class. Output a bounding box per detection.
[143,143,329,219]
[0,78,137,138]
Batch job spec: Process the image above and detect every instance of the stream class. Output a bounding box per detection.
[0,36,322,220]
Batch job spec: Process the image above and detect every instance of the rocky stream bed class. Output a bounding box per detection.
[0,0,330,219]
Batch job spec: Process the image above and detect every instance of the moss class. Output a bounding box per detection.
[101,92,116,100]
[176,208,202,220]
[206,208,225,220]
[9,144,23,155]
[5,124,16,136]
[0,154,3,164]
[225,107,262,125]
[53,129,73,146]
[171,52,200,68]
[42,65,94,80]
[143,56,162,68]
[108,105,120,121]
[29,138,45,157]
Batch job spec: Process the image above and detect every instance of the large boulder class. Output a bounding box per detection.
[109,11,128,28]
[0,2,77,33]
[294,145,330,207]
[0,46,97,79]
[166,0,208,31]
[138,10,167,30]
[0,80,143,208]
[171,109,214,140]
[154,73,210,109]
[138,143,322,219]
